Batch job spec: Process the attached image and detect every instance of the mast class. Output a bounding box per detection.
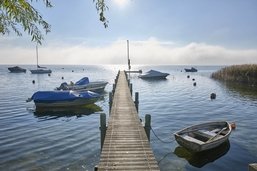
[36,44,39,68]
[127,40,131,72]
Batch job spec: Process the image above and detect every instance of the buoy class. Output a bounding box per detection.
[193,82,196,86]
[210,93,216,99]
[61,77,64,79]
[192,78,195,81]
[48,73,51,76]
[187,75,190,78]
[32,80,35,84]
[230,122,236,130]
[72,70,74,72]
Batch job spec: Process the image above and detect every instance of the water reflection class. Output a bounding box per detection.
[33,104,102,118]
[174,141,230,168]
[218,81,257,101]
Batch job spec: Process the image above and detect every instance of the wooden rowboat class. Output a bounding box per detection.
[174,121,232,152]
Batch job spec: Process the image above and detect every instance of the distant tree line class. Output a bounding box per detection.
[0,0,107,44]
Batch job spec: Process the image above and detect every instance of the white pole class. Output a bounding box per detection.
[36,44,39,68]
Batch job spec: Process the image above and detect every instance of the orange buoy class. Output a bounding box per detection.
[230,122,236,130]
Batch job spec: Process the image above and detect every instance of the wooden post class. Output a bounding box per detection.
[130,83,133,95]
[135,92,139,112]
[100,113,107,150]
[109,92,112,114]
[112,84,115,95]
[144,114,151,141]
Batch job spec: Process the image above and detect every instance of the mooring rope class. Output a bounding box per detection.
[150,126,176,143]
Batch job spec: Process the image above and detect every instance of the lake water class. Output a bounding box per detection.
[0,65,257,171]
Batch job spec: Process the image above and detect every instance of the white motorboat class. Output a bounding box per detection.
[139,70,169,79]
[56,77,108,93]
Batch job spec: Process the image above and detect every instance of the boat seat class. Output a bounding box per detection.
[183,135,204,145]
[210,128,221,133]
[193,130,223,140]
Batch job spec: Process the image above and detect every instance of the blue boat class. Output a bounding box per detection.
[27,90,100,108]
[184,67,198,72]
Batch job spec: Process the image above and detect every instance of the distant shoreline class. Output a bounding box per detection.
[211,64,257,86]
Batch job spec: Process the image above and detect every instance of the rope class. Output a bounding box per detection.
[157,152,173,165]
[150,126,176,143]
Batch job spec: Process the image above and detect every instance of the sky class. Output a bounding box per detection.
[1,0,257,65]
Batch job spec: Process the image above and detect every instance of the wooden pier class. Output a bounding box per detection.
[97,71,160,171]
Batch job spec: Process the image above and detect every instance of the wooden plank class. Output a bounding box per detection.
[97,71,160,171]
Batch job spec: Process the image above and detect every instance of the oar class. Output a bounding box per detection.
[206,127,227,142]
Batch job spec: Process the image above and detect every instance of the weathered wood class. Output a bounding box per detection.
[249,163,257,171]
[100,113,107,150]
[98,71,159,171]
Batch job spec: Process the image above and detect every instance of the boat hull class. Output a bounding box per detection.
[139,70,169,79]
[29,90,100,108]
[184,67,198,72]
[8,66,26,73]
[30,69,52,74]
[174,121,232,152]
[34,98,99,108]
[57,81,108,93]
[139,74,169,79]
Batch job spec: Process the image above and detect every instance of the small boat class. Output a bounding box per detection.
[30,45,52,74]
[56,77,108,93]
[185,67,198,72]
[138,70,169,79]
[174,121,232,152]
[27,90,100,108]
[8,66,26,73]
[30,67,52,74]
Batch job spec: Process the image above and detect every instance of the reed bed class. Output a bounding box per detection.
[211,64,257,86]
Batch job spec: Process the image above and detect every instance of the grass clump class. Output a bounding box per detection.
[211,64,257,86]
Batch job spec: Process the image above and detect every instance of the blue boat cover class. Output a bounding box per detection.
[31,90,99,102]
[75,77,89,85]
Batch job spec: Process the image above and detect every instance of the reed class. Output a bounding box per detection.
[211,64,257,86]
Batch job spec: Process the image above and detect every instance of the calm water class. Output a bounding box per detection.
[0,65,256,171]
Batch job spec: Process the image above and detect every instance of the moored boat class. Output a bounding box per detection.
[30,45,52,74]
[174,121,232,152]
[185,67,198,72]
[56,77,108,93]
[138,70,169,79]
[8,66,26,73]
[27,90,100,108]
[30,68,52,74]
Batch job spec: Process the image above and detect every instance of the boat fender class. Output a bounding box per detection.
[193,82,196,86]
[210,93,216,99]
[230,122,236,130]
[32,80,35,84]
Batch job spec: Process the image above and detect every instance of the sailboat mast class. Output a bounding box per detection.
[127,40,131,71]
[36,44,39,68]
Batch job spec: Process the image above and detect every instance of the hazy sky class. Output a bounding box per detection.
[1,0,257,65]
